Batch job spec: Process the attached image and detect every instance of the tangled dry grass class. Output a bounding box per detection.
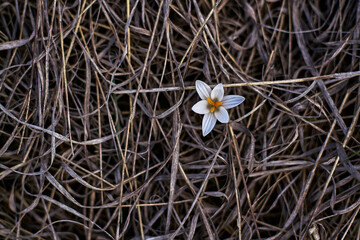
[1,0,360,239]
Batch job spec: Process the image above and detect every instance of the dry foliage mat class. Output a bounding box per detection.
[1,0,360,239]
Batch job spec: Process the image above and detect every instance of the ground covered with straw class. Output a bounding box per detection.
[1,0,360,239]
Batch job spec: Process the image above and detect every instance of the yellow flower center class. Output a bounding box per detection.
[206,97,222,113]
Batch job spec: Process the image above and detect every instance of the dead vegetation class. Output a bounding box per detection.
[0,0,360,239]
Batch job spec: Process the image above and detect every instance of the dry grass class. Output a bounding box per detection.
[1,0,360,239]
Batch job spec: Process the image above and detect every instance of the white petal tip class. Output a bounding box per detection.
[192,100,210,114]
[222,95,245,109]
[211,83,225,101]
[195,80,211,100]
[202,113,217,136]
[215,106,229,123]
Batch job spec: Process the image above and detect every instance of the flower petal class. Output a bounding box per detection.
[192,100,210,114]
[214,106,229,123]
[195,80,211,100]
[211,83,224,101]
[202,113,217,136]
[222,95,245,109]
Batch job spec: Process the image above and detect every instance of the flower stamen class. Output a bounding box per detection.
[206,97,215,106]
[207,97,222,111]
[214,101,222,107]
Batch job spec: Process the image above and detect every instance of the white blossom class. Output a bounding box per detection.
[192,80,245,136]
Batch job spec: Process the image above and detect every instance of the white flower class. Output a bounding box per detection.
[192,80,245,136]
